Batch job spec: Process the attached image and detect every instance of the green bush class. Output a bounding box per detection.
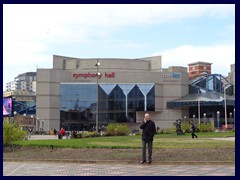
[164,126,176,134]
[82,132,101,138]
[181,121,214,133]
[105,123,131,136]
[74,131,101,138]
[3,121,27,145]
[158,126,176,134]
[181,122,191,133]
[156,121,215,134]
[199,122,214,132]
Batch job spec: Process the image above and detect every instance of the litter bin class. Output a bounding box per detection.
[50,129,54,135]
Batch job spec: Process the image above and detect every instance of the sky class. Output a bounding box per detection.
[3,4,235,91]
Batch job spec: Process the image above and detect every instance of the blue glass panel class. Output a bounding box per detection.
[99,84,116,95]
[137,84,154,96]
[60,83,155,130]
[118,84,135,96]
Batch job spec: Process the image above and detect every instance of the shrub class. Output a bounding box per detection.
[164,126,176,134]
[82,132,101,138]
[3,121,27,145]
[199,122,214,132]
[134,132,142,136]
[74,131,101,138]
[76,132,83,138]
[105,123,131,136]
[181,122,191,133]
[157,126,176,134]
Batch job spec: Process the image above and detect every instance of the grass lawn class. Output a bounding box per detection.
[12,131,235,149]
[5,132,234,162]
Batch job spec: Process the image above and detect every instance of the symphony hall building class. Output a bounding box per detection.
[36,55,189,131]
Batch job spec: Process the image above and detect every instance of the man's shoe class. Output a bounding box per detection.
[140,160,146,164]
[148,161,152,164]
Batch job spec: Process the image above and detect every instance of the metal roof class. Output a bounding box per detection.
[167,92,235,108]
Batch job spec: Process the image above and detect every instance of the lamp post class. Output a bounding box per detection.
[193,114,195,123]
[23,113,26,131]
[217,111,220,129]
[229,112,232,128]
[13,111,17,124]
[224,86,227,129]
[41,120,44,134]
[31,115,34,132]
[203,113,206,123]
[234,108,235,130]
[197,88,201,127]
[95,60,100,133]
[37,117,39,131]
[184,116,186,122]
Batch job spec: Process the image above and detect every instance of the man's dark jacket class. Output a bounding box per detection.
[140,120,156,142]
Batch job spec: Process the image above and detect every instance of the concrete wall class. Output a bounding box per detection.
[53,55,156,72]
[37,55,189,131]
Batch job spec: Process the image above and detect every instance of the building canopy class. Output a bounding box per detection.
[167,92,235,108]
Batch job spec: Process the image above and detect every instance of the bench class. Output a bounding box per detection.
[132,129,139,134]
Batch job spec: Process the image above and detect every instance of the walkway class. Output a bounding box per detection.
[3,162,235,176]
[29,135,235,141]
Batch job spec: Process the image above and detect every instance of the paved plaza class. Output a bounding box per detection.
[29,135,235,141]
[3,161,235,176]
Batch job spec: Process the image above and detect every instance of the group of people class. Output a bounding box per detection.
[54,128,78,139]
[140,113,198,165]
[54,128,66,139]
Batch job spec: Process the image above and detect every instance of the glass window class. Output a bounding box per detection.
[60,83,155,130]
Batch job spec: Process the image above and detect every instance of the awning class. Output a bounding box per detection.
[167,92,235,108]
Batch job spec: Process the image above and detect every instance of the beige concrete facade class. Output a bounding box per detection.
[36,55,189,131]
[227,64,235,95]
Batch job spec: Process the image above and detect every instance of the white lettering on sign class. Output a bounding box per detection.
[73,72,115,79]
[162,72,180,78]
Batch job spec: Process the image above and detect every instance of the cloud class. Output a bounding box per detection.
[4,4,234,43]
[3,4,235,90]
[4,4,234,45]
[155,44,235,76]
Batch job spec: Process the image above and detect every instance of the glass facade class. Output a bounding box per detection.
[60,83,155,130]
[13,100,36,115]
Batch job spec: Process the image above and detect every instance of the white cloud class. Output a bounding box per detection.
[155,44,235,76]
[4,4,234,43]
[3,4,235,90]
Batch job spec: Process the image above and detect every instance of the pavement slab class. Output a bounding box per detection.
[3,162,235,176]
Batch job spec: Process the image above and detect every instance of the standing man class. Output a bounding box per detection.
[140,113,156,164]
[190,120,198,139]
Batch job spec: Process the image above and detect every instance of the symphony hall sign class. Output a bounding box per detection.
[73,72,115,79]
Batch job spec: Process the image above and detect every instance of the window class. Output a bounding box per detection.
[60,83,155,130]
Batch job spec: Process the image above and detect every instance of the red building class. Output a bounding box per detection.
[188,61,212,79]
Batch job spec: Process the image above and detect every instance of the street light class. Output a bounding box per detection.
[31,115,34,131]
[217,111,220,129]
[184,116,186,122]
[234,108,235,130]
[224,85,228,129]
[13,111,17,123]
[41,120,44,134]
[193,114,195,123]
[23,113,26,131]
[203,113,206,123]
[95,60,100,133]
[229,112,232,128]
[37,117,39,131]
